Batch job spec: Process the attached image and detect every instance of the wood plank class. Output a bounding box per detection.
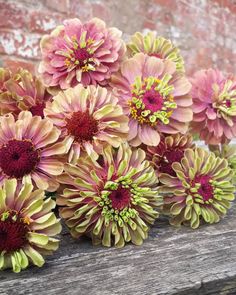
[0,204,236,295]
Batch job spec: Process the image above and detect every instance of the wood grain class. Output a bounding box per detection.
[0,204,236,295]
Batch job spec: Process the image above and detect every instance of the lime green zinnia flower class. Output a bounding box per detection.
[127,31,185,73]
[209,143,236,185]
[57,143,162,247]
[0,179,61,273]
[159,147,235,228]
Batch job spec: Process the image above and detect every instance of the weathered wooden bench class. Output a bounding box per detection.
[0,203,235,295]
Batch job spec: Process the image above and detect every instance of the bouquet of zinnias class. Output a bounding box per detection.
[0,18,235,272]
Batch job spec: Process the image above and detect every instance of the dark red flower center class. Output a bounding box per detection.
[192,175,214,201]
[159,148,184,176]
[66,110,98,143]
[74,48,91,67]
[0,139,40,178]
[142,89,163,112]
[109,185,131,210]
[0,213,28,253]
[29,102,46,118]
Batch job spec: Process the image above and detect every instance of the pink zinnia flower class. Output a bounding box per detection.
[38,18,125,90]
[191,69,236,144]
[111,53,192,147]
[146,133,194,177]
[0,111,67,191]
[1,68,52,117]
[45,84,129,163]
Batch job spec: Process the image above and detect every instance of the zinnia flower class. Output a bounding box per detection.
[159,147,235,228]
[209,144,236,185]
[222,145,236,185]
[0,179,61,272]
[38,18,125,89]
[45,84,129,163]
[0,68,52,117]
[57,143,162,247]
[191,69,236,144]
[0,67,15,115]
[146,133,194,176]
[0,68,11,93]
[127,32,185,72]
[111,53,192,146]
[0,111,66,191]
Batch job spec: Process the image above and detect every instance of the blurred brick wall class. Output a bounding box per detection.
[0,0,236,76]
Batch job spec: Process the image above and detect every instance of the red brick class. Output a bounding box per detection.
[0,30,41,60]
[0,2,28,29]
[29,11,65,33]
[92,3,111,23]
[69,0,93,20]
[143,20,157,30]
[45,0,69,14]
[213,0,236,13]
[153,0,177,9]
[0,0,235,77]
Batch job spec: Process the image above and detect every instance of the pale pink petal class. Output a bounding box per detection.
[127,119,138,141]
[206,108,217,120]
[143,56,164,78]
[138,125,160,146]
[121,53,145,84]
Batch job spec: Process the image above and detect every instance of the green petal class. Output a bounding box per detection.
[122,224,131,242]
[19,249,29,269]
[24,246,45,267]
[28,233,49,246]
[0,254,4,269]
[11,252,21,273]
[184,205,192,220]
[201,207,211,223]
[130,229,143,246]
[0,189,6,210]
[23,199,44,217]
[93,217,104,235]
[212,202,227,214]
[190,210,200,229]
[16,182,34,208]
[102,224,111,247]
[170,203,184,215]
[4,178,17,205]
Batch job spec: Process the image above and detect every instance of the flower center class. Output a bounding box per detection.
[0,211,29,253]
[64,34,96,72]
[109,185,131,210]
[191,175,214,202]
[74,47,91,63]
[129,75,176,126]
[29,102,46,118]
[142,89,163,112]
[0,140,40,178]
[159,148,184,176]
[66,110,98,143]
[98,176,152,225]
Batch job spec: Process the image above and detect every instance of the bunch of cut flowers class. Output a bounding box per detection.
[0,18,235,272]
